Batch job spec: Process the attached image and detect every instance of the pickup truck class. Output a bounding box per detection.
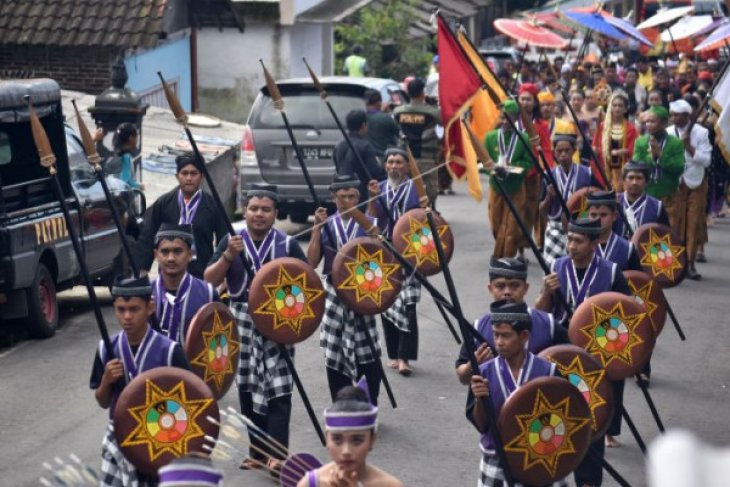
[0,79,142,338]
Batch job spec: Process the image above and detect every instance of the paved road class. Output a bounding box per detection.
[2,178,729,486]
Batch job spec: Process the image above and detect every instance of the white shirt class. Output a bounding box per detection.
[667,123,712,189]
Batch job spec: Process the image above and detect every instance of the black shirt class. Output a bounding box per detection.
[332,132,386,204]
[134,187,229,278]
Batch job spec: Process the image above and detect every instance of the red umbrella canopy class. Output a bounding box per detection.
[494,18,569,49]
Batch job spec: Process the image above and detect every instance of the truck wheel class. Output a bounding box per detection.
[27,264,59,338]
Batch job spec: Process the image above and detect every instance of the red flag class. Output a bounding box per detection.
[438,15,483,181]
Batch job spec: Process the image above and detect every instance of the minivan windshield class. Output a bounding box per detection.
[250,89,370,130]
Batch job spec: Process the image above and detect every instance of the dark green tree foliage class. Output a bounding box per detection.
[335,0,433,80]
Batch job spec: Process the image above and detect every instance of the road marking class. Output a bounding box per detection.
[0,341,31,360]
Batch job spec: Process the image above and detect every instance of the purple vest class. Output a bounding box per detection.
[374,178,420,239]
[552,255,618,323]
[613,192,663,237]
[99,327,178,417]
[321,213,375,275]
[596,232,634,271]
[227,227,293,299]
[474,308,556,355]
[478,353,557,452]
[152,274,216,344]
[549,164,592,221]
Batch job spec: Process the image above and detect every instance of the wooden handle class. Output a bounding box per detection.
[462,119,492,165]
[346,207,379,236]
[405,144,430,208]
[71,100,101,168]
[260,59,284,110]
[26,96,57,172]
[302,57,326,98]
[157,72,188,124]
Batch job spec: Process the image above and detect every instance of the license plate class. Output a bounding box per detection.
[300,146,333,160]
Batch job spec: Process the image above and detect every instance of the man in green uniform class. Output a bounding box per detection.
[632,105,686,229]
[393,78,442,207]
[483,100,534,258]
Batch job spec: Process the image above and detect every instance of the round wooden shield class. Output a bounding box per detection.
[568,292,655,381]
[331,237,403,315]
[631,223,687,288]
[624,270,668,337]
[184,302,240,400]
[248,257,325,344]
[113,366,220,475]
[391,208,453,277]
[538,345,614,441]
[566,186,602,219]
[279,452,323,487]
[498,376,592,485]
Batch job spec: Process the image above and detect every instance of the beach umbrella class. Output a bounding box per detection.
[637,6,695,30]
[493,18,569,49]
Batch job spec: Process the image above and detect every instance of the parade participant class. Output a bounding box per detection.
[540,91,577,139]
[454,257,568,385]
[593,91,638,191]
[333,110,386,206]
[636,56,654,92]
[367,148,421,376]
[580,89,602,137]
[364,89,399,158]
[482,100,533,258]
[158,453,223,487]
[151,223,218,344]
[134,153,228,279]
[586,190,642,271]
[90,275,190,487]
[204,184,307,473]
[652,69,681,108]
[632,106,686,230]
[667,99,712,281]
[624,67,647,122]
[393,77,442,207]
[613,162,670,238]
[308,175,382,403]
[541,133,598,265]
[467,300,563,487]
[534,218,632,480]
[298,386,403,487]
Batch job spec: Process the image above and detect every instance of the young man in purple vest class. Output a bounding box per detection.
[541,133,600,266]
[368,148,422,376]
[205,184,307,474]
[535,218,632,485]
[90,276,190,487]
[455,257,568,385]
[135,153,228,278]
[467,300,563,487]
[613,162,670,238]
[152,223,218,345]
[586,190,643,272]
[308,174,382,404]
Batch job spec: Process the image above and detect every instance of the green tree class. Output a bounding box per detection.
[335,0,433,80]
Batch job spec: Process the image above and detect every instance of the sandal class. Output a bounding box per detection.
[267,457,283,480]
[239,457,265,470]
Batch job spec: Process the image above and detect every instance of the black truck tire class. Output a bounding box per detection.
[26,264,59,338]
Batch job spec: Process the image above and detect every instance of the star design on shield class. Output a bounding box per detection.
[505,389,591,478]
[121,379,213,461]
[400,217,448,267]
[339,245,399,307]
[253,266,324,336]
[580,302,646,369]
[628,279,660,333]
[190,308,239,394]
[639,228,685,280]
[553,356,608,432]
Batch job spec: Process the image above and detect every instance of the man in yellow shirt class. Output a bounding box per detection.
[637,56,654,91]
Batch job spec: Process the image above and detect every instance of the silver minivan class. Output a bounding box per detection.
[241,76,405,223]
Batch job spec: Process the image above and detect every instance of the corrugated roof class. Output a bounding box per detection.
[0,0,168,48]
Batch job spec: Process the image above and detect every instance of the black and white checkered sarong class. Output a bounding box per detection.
[543,220,567,268]
[479,452,568,487]
[320,280,380,381]
[231,301,294,415]
[382,274,421,333]
[100,422,140,487]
